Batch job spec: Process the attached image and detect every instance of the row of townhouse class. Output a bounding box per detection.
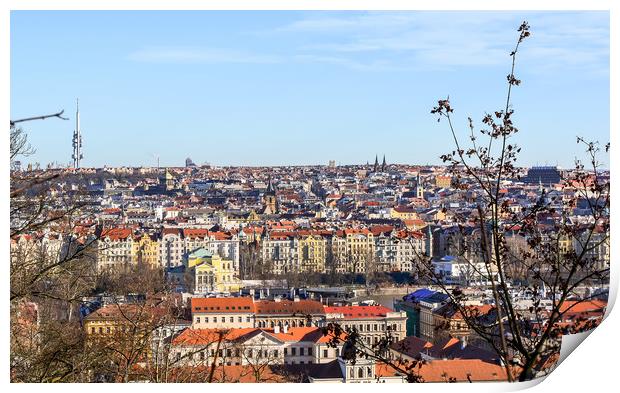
[94,224,435,276]
[11,232,68,266]
[160,228,240,269]
[259,227,430,275]
[94,226,240,271]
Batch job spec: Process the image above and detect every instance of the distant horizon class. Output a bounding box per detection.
[13,161,607,172]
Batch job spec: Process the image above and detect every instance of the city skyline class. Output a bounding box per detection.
[10,11,609,168]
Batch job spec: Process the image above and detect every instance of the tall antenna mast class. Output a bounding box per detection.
[72,98,83,169]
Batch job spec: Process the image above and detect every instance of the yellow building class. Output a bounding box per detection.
[132,233,160,267]
[558,234,573,255]
[390,206,419,221]
[189,248,241,293]
[434,175,452,188]
[331,229,375,274]
[298,234,327,273]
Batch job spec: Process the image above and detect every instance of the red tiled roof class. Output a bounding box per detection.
[267,327,324,342]
[191,297,255,313]
[101,227,133,240]
[559,300,607,314]
[254,300,325,316]
[376,359,509,382]
[324,305,393,319]
[183,228,209,239]
[172,328,259,346]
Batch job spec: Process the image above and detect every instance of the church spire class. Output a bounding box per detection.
[381,155,386,172]
[373,155,379,172]
[266,176,276,194]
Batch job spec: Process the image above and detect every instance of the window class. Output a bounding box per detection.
[213,317,217,323]
[299,348,304,356]
[308,348,312,356]
[284,348,288,356]
[230,317,234,323]
[196,317,201,323]
[291,348,297,356]
[323,349,328,358]
[90,327,95,334]
[238,316,242,323]
[246,316,251,323]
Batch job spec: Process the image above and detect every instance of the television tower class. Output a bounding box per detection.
[72,98,83,169]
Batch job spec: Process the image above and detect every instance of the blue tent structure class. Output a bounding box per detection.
[402,288,435,302]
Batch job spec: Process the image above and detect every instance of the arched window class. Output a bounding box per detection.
[358,368,364,378]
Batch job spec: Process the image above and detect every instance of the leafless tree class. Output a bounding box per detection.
[409,21,609,381]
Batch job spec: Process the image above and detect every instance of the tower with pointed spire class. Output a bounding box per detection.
[373,155,379,172]
[262,176,278,215]
[72,98,83,169]
[381,155,386,172]
[416,173,424,199]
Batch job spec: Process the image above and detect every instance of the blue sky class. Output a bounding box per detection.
[10,11,609,168]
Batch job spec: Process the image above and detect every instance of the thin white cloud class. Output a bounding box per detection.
[128,12,609,74]
[276,11,609,73]
[128,47,281,64]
